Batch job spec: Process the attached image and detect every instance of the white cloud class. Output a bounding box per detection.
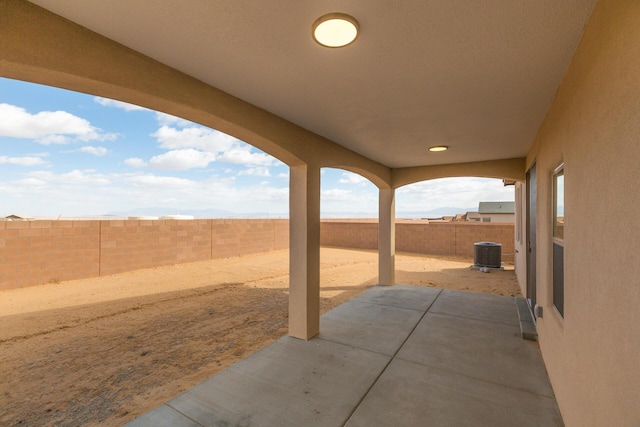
[321,188,353,201]
[15,177,48,186]
[217,148,275,166]
[319,186,378,214]
[247,184,288,201]
[94,97,148,111]
[278,172,289,179]
[396,177,514,211]
[0,155,47,166]
[127,174,198,188]
[0,167,292,217]
[148,149,217,170]
[152,125,237,152]
[0,103,116,144]
[155,112,193,128]
[0,178,48,200]
[125,157,147,168]
[239,167,271,177]
[338,171,368,185]
[79,146,109,156]
[28,169,111,185]
[151,125,278,167]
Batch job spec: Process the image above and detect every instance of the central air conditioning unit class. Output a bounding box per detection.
[474,242,502,268]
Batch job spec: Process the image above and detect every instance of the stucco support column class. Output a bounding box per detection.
[289,164,321,340]
[378,187,396,286]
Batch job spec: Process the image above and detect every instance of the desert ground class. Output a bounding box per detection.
[0,247,521,427]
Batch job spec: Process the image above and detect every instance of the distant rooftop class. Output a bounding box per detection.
[478,202,515,214]
[3,214,35,221]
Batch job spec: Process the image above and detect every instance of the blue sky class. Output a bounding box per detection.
[0,77,514,218]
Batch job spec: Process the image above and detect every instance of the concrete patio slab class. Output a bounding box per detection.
[429,289,520,326]
[166,336,390,427]
[351,284,441,311]
[318,299,424,355]
[346,358,563,427]
[126,286,561,427]
[125,404,200,427]
[397,312,554,397]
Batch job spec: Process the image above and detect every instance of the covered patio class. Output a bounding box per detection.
[4,1,640,425]
[127,285,558,426]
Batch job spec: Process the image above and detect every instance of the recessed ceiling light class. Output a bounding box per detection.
[429,146,449,152]
[312,13,359,48]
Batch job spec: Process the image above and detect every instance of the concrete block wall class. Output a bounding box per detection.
[0,219,289,290]
[320,220,378,250]
[0,220,100,290]
[321,221,514,262]
[1,219,511,291]
[396,223,456,255]
[211,219,289,259]
[454,223,515,260]
[100,219,212,275]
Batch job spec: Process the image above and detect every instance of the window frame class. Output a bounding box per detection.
[552,164,565,317]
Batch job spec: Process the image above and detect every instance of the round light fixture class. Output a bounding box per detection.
[429,146,449,152]
[312,13,359,48]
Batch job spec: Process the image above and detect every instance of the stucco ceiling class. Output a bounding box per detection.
[28,0,596,169]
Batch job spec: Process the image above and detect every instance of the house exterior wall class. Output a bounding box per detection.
[526,1,640,425]
[477,213,515,223]
[466,212,481,222]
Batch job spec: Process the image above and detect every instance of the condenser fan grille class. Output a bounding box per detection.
[474,242,502,268]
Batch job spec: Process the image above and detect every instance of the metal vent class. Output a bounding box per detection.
[474,242,502,268]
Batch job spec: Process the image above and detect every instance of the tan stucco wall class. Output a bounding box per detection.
[392,158,525,188]
[527,1,640,425]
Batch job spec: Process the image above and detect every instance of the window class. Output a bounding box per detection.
[553,165,564,316]
[515,184,522,243]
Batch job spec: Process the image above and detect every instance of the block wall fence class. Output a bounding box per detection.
[321,220,514,262]
[0,219,513,290]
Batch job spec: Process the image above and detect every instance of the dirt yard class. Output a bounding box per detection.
[0,248,521,427]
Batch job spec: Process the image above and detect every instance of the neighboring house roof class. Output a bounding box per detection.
[4,214,35,221]
[478,202,515,214]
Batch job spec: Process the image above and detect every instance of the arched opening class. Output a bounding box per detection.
[396,177,516,221]
[0,77,302,426]
[318,168,380,311]
[321,168,379,219]
[392,176,521,295]
[0,77,292,218]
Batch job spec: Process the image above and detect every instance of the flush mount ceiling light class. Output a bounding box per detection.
[312,13,359,48]
[429,146,449,152]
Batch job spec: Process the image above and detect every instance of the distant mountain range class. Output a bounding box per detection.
[107,206,476,219]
